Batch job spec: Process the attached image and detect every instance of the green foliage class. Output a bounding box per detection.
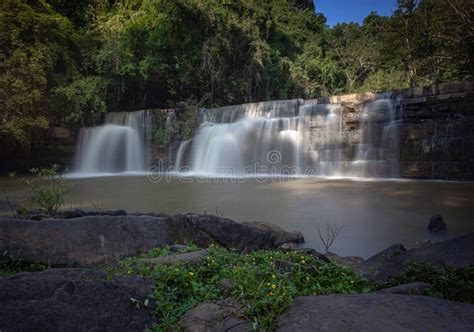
[13,165,70,216]
[51,76,107,126]
[1,0,472,153]
[109,245,371,330]
[381,263,474,304]
[0,251,50,276]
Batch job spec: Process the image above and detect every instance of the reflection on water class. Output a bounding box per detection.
[2,176,473,258]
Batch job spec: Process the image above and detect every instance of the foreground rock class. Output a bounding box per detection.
[277,294,474,331]
[354,233,474,282]
[377,282,433,295]
[0,212,301,266]
[178,299,251,332]
[0,268,154,331]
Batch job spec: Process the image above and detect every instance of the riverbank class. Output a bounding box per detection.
[0,211,473,330]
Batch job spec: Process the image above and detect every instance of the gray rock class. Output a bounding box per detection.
[169,214,278,251]
[325,251,364,268]
[367,243,407,261]
[428,215,447,233]
[298,248,331,263]
[377,282,433,295]
[214,316,252,332]
[0,213,294,266]
[136,250,208,266]
[276,294,474,331]
[0,215,171,266]
[0,268,155,331]
[354,233,474,282]
[242,221,304,246]
[217,278,234,292]
[169,244,190,252]
[281,242,298,252]
[178,299,242,332]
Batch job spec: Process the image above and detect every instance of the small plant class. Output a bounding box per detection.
[11,165,70,216]
[0,251,50,276]
[317,222,343,252]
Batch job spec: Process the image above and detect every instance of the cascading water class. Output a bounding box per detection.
[174,98,402,178]
[73,111,151,174]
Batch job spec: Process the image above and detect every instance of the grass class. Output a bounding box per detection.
[0,251,50,276]
[108,245,372,331]
[379,262,474,304]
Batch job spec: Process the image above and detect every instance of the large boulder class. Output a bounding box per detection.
[168,214,277,251]
[0,213,292,266]
[0,268,155,331]
[276,294,474,331]
[242,221,304,246]
[354,233,474,282]
[0,215,172,266]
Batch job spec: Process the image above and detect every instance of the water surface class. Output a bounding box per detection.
[2,176,472,258]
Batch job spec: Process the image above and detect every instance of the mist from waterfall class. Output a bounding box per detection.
[72,111,151,175]
[174,98,402,178]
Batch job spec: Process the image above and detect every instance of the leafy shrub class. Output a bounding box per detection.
[12,165,70,216]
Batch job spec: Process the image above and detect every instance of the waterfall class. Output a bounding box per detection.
[73,111,151,174]
[174,98,401,178]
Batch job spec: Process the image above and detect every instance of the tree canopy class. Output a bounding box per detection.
[1,0,472,150]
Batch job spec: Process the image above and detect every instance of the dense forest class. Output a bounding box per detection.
[0,0,473,152]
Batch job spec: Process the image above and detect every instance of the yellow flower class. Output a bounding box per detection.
[189,272,194,277]
[300,255,305,260]
[269,256,273,260]
[271,284,276,289]
[271,274,276,279]
[306,276,310,281]
[301,260,306,264]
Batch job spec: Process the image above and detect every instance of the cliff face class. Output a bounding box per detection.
[306,81,473,180]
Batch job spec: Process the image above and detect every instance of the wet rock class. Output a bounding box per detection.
[0,268,155,331]
[354,233,474,282]
[276,294,474,331]
[428,215,447,233]
[136,250,208,267]
[178,299,242,332]
[242,221,304,246]
[377,282,433,295]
